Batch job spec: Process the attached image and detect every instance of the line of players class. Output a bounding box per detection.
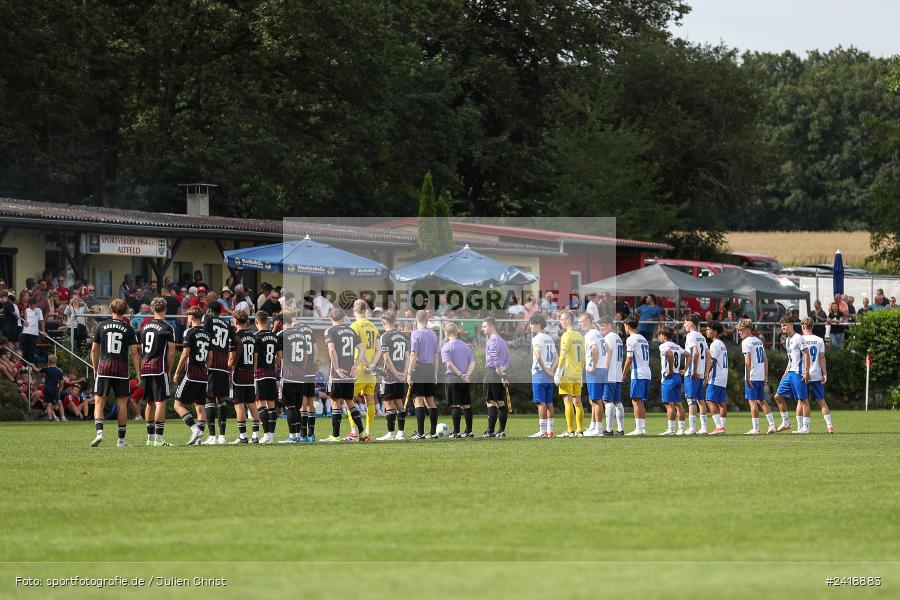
[527,311,834,437]
[86,296,835,447]
[87,296,456,447]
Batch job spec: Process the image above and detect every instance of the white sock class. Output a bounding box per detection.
[547,418,554,433]
[637,418,646,431]
[615,404,624,430]
[700,414,708,429]
[667,420,675,432]
[795,415,803,429]
[803,416,811,430]
[712,414,722,428]
[721,417,726,428]
[605,404,615,431]
[765,413,776,426]
[780,411,790,425]
[191,425,200,434]
[823,413,833,427]
[538,419,546,433]
[752,417,760,430]
[688,414,697,429]
[678,420,685,431]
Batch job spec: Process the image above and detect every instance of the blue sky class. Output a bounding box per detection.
[672,0,900,57]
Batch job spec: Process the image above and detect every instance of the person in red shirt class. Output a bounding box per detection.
[55,274,70,303]
[129,379,144,422]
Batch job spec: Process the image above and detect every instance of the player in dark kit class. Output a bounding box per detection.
[140,297,177,446]
[278,313,318,443]
[201,301,234,445]
[322,308,368,442]
[375,310,409,441]
[90,299,141,447]
[254,310,281,444]
[228,310,261,443]
[172,307,210,445]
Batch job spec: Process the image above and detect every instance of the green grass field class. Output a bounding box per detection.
[2,413,899,599]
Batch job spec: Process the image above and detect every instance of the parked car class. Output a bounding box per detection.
[728,252,784,273]
[802,263,873,277]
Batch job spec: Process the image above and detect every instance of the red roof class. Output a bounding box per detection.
[375,219,672,251]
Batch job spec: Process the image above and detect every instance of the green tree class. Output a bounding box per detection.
[868,60,900,270]
[741,49,900,231]
[434,192,455,255]
[417,172,439,259]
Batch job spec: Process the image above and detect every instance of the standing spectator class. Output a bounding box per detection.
[523,295,539,319]
[281,291,297,315]
[125,288,142,314]
[846,296,857,321]
[585,293,600,323]
[187,286,202,309]
[161,286,181,316]
[64,296,89,348]
[20,296,44,364]
[312,290,334,319]
[811,300,828,338]
[634,294,662,341]
[891,297,898,309]
[256,282,273,309]
[833,293,848,314]
[872,289,889,309]
[507,296,525,318]
[827,302,847,349]
[259,290,282,315]
[614,297,631,320]
[192,269,206,289]
[55,273,70,302]
[2,293,18,342]
[857,297,871,317]
[233,287,254,315]
[539,291,557,313]
[32,288,51,317]
[82,284,98,309]
[598,292,616,321]
[119,274,134,301]
[218,286,234,313]
[39,355,66,421]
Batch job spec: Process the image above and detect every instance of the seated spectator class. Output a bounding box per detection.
[891,297,898,309]
[63,383,88,419]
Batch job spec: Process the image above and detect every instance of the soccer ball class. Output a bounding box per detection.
[435,423,450,438]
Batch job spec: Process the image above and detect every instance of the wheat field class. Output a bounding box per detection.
[726,231,874,268]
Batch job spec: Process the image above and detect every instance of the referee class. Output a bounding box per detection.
[407,310,439,439]
[481,317,510,438]
[440,322,476,438]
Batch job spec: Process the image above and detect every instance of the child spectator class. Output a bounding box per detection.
[39,355,66,421]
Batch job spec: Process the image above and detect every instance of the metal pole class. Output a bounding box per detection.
[865,354,871,412]
[815,274,819,304]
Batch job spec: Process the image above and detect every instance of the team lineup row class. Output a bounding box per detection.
[85,297,835,448]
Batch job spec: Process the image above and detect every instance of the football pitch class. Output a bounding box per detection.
[2,413,899,599]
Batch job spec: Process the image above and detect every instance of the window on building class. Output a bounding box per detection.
[174,262,192,287]
[131,258,150,280]
[93,268,112,298]
[570,271,582,293]
[202,264,214,289]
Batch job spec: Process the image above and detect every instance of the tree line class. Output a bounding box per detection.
[1,1,898,265]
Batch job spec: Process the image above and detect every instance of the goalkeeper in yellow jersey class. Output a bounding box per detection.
[554,311,585,436]
[350,299,381,439]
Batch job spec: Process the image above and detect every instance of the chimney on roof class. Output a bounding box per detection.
[179,183,217,216]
